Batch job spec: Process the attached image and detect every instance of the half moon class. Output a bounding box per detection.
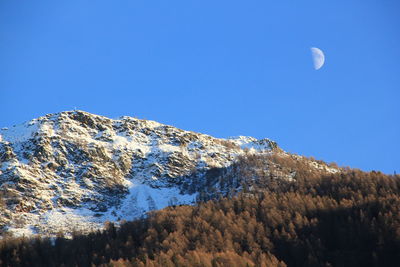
[310,47,325,70]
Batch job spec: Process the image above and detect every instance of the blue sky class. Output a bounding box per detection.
[0,1,399,173]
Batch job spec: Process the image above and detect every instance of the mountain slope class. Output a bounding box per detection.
[0,110,280,237]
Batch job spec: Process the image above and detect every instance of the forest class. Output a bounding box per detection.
[0,154,399,266]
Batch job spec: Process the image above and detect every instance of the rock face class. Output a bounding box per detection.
[0,111,277,237]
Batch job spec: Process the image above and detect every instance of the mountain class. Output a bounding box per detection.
[0,111,273,236]
[2,111,400,267]
[0,111,336,238]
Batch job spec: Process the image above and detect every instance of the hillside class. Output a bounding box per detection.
[0,110,337,237]
[0,155,399,267]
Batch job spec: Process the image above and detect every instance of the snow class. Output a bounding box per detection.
[6,179,197,238]
[0,110,281,238]
[0,121,39,143]
[112,132,151,155]
[7,226,37,238]
[158,143,181,153]
[227,136,271,151]
[110,180,197,221]
[0,110,341,239]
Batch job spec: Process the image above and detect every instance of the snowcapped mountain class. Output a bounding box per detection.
[0,111,278,237]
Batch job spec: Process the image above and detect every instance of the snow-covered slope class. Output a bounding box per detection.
[0,111,278,237]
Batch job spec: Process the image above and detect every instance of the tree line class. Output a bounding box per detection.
[0,154,399,266]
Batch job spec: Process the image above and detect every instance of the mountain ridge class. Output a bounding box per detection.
[0,110,283,237]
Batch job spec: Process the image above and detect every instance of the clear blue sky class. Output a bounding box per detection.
[1,1,399,173]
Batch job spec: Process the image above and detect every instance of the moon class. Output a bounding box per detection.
[310,47,325,70]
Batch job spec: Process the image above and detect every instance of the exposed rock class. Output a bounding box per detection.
[0,110,277,237]
[0,110,339,238]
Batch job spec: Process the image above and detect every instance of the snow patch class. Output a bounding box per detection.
[0,121,39,143]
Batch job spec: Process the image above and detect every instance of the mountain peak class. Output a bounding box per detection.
[0,111,278,237]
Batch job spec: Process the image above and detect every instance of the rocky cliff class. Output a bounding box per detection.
[0,111,278,237]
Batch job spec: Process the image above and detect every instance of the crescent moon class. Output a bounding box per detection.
[310,47,325,70]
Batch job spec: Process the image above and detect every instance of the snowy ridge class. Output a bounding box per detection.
[0,111,277,237]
